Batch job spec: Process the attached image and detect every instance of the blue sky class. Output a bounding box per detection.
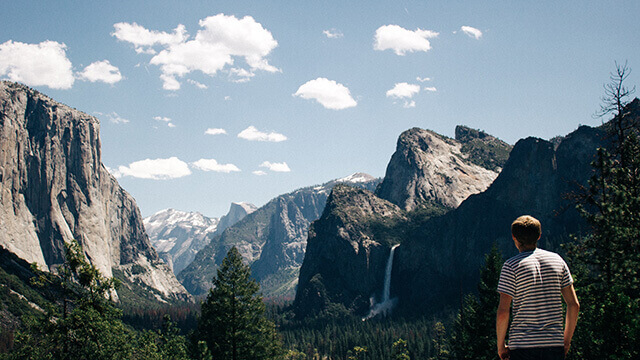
[1,1,639,218]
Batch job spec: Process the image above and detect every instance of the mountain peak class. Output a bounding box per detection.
[230,202,258,214]
[337,173,376,184]
[376,126,509,211]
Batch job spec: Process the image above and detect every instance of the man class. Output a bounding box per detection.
[496,215,580,360]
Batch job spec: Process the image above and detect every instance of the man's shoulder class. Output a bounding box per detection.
[503,251,532,267]
[535,248,565,262]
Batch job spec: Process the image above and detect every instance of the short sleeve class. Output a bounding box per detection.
[497,262,515,297]
[561,259,574,288]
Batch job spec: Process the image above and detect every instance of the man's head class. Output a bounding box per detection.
[511,215,541,250]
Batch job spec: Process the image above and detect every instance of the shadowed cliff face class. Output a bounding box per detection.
[294,184,406,317]
[0,81,190,302]
[293,122,608,319]
[375,127,511,211]
[393,125,606,314]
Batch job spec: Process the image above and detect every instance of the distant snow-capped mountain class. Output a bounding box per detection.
[145,202,256,274]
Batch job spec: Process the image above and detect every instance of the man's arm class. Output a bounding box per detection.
[496,293,512,360]
[561,284,580,355]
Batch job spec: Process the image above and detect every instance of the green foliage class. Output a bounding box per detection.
[392,338,410,360]
[120,302,199,334]
[428,322,450,360]
[277,312,443,360]
[6,240,134,360]
[564,67,640,359]
[566,135,640,359]
[347,346,367,360]
[455,126,513,172]
[4,241,192,360]
[450,245,502,360]
[0,266,47,322]
[195,246,284,360]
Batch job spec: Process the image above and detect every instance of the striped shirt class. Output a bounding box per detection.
[497,248,573,349]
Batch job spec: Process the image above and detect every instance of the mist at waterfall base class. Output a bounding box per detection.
[363,244,400,321]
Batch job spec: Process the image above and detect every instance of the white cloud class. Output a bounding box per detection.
[117,157,191,180]
[114,14,279,90]
[154,116,175,128]
[252,170,267,176]
[424,86,437,92]
[373,25,438,55]
[192,159,240,173]
[228,67,255,83]
[135,47,157,55]
[0,40,74,89]
[294,77,357,110]
[260,161,291,172]
[387,83,422,108]
[188,79,208,89]
[386,82,421,98]
[416,76,431,82]
[78,60,122,84]
[95,111,130,124]
[403,100,416,108]
[323,29,343,39]
[205,128,227,135]
[461,26,483,40]
[237,126,287,142]
[112,22,188,52]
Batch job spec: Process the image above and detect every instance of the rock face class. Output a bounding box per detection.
[393,125,606,314]
[376,127,511,211]
[294,184,405,316]
[293,121,608,318]
[0,81,190,302]
[145,203,256,275]
[178,174,380,298]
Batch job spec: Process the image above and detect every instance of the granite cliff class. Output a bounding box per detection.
[0,81,190,303]
[376,127,511,210]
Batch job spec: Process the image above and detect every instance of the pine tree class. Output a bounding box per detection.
[450,244,503,360]
[196,246,283,360]
[565,63,640,359]
[392,338,410,360]
[429,322,450,360]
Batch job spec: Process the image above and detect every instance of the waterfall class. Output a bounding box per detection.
[381,244,399,303]
[363,244,400,320]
